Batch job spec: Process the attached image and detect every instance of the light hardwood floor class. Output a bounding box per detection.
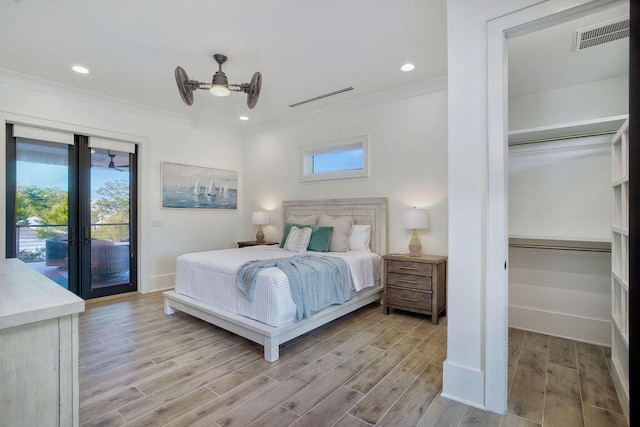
[79,292,627,426]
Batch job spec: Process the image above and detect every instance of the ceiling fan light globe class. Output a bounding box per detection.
[209,85,231,96]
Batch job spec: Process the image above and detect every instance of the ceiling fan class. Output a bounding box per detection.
[92,152,129,172]
[107,153,129,171]
[175,53,262,109]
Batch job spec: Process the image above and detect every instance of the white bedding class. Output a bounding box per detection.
[175,246,381,327]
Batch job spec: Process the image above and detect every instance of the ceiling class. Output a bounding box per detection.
[508,1,629,98]
[0,0,629,129]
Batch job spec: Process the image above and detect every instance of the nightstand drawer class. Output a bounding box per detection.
[387,272,432,291]
[387,288,432,312]
[386,260,432,277]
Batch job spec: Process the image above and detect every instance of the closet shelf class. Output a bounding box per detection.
[508,115,628,145]
[508,237,611,253]
[612,227,628,236]
[612,272,629,291]
[612,178,629,186]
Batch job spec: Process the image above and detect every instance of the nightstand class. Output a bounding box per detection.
[237,240,279,248]
[382,254,447,324]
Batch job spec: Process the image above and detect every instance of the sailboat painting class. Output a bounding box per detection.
[162,162,238,209]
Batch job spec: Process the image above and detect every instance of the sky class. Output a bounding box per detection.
[313,148,363,173]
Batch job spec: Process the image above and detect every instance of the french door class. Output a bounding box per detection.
[5,124,137,299]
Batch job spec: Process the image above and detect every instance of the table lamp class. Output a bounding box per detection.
[252,211,270,242]
[402,208,429,257]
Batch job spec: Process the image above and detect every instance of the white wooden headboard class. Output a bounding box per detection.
[282,197,389,255]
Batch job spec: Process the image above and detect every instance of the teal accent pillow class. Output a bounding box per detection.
[280,223,333,252]
[307,226,333,252]
[280,223,307,248]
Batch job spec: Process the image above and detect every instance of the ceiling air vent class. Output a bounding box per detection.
[574,16,629,51]
[289,87,353,108]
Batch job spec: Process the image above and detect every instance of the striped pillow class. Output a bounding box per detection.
[284,226,312,252]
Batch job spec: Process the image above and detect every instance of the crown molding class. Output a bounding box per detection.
[0,68,240,138]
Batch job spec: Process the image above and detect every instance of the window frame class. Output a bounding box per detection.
[300,135,369,182]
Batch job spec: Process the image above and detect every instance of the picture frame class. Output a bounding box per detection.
[161,161,238,209]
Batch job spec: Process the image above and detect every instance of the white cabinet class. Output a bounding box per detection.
[610,118,629,421]
[0,259,85,426]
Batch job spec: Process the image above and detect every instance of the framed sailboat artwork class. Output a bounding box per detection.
[161,162,238,209]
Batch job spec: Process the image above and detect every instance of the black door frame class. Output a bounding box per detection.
[5,125,138,300]
[79,136,137,299]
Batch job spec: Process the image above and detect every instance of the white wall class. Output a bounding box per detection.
[0,70,244,293]
[241,80,449,256]
[509,76,628,130]
[509,247,611,345]
[508,136,612,240]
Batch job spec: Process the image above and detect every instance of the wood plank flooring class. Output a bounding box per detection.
[79,292,627,426]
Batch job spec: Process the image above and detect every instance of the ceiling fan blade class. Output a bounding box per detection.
[175,66,195,106]
[246,71,262,109]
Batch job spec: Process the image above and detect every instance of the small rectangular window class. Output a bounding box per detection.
[312,148,363,173]
[301,136,368,182]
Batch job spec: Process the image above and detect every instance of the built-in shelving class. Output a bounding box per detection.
[610,118,629,421]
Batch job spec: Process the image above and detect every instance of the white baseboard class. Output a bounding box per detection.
[146,273,175,293]
[509,305,610,346]
[442,360,485,410]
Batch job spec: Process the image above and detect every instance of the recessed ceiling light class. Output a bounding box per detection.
[401,63,415,72]
[239,116,249,121]
[72,65,90,74]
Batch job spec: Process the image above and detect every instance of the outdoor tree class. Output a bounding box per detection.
[16,186,68,238]
[92,179,130,242]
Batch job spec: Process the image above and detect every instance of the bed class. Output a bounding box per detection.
[163,197,388,362]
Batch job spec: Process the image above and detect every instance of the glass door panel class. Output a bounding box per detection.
[15,139,71,289]
[8,128,137,299]
[89,148,131,291]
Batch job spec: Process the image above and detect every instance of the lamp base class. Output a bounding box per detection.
[408,229,422,257]
[256,225,265,243]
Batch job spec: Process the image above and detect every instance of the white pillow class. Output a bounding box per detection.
[284,226,312,252]
[286,214,318,225]
[349,224,372,251]
[318,214,353,252]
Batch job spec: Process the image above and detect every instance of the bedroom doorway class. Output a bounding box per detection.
[5,124,138,299]
[484,0,630,416]
[505,1,629,422]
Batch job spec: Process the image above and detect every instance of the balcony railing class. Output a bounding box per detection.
[16,223,129,263]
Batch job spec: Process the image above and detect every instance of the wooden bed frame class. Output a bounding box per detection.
[163,197,388,362]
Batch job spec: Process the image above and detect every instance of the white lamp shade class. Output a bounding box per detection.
[252,211,270,225]
[209,85,231,97]
[402,208,429,229]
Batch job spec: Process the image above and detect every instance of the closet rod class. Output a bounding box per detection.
[508,239,611,253]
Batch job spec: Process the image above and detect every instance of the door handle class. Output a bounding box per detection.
[84,226,91,245]
[68,227,77,246]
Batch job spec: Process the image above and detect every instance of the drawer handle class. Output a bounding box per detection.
[398,279,419,285]
[398,266,419,271]
[398,297,420,302]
